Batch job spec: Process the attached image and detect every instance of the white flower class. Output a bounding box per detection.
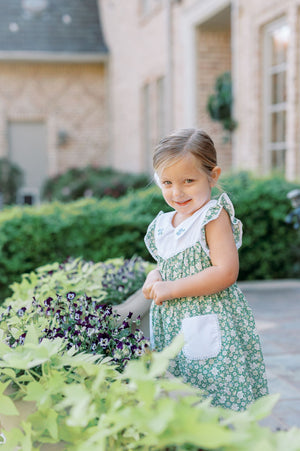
[239,375,245,383]
[212,367,218,376]
[237,391,244,399]
[134,348,144,357]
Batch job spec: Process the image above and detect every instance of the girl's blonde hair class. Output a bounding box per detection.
[153,128,217,181]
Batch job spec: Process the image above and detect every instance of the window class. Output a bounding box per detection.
[142,76,167,172]
[141,0,151,15]
[157,76,166,140]
[140,0,162,17]
[142,83,152,171]
[264,20,290,172]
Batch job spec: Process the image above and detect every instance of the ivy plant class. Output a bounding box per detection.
[207,71,238,133]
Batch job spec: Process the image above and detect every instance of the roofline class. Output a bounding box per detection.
[0,51,109,63]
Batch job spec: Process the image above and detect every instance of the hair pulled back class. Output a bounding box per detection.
[153,128,217,179]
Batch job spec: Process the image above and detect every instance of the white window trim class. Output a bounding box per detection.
[263,17,289,173]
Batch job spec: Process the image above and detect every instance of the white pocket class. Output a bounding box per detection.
[181,314,221,360]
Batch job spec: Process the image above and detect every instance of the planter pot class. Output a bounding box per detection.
[114,288,151,339]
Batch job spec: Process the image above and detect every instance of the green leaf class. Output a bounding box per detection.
[0,427,25,451]
[24,324,40,346]
[28,408,59,441]
[149,334,184,378]
[0,393,19,416]
[248,393,281,420]
[24,381,46,403]
[58,384,93,427]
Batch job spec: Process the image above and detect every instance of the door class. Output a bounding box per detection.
[8,121,47,204]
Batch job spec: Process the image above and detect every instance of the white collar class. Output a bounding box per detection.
[154,201,215,259]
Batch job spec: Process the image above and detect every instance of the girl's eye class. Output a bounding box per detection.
[162,180,171,185]
[185,179,194,184]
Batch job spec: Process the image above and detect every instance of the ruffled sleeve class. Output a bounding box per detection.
[200,193,243,257]
[144,212,163,261]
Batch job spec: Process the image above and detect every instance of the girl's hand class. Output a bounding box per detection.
[150,281,173,306]
[142,269,162,299]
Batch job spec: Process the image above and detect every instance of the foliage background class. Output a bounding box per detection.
[0,172,299,303]
[42,165,150,202]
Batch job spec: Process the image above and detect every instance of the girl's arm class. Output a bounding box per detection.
[149,209,239,305]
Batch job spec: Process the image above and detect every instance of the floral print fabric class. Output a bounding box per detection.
[145,194,268,411]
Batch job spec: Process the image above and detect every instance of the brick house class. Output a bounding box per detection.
[0,0,109,204]
[100,0,300,180]
[1,0,299,205]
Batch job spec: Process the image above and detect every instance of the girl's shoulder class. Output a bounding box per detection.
[201,193,243,253]
[144,211,166,261]
[204,193,238,224]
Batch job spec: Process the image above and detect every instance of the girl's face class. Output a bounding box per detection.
[158,153,221,224]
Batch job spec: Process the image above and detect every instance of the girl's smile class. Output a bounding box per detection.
[159,153,220,226]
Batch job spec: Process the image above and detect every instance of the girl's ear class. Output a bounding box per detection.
[210,166,221,187]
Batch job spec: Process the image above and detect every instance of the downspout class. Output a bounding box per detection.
[166,0,174,132]
[231,0,239,170]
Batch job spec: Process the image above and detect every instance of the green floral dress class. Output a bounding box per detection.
[144,193,268,411]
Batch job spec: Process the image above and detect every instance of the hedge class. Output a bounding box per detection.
[42,165,150,202]
[0,172,299,302]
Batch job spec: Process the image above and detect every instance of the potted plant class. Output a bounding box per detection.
[207,71,237,140]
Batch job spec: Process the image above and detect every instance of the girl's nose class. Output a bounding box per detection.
[173,184,183,197]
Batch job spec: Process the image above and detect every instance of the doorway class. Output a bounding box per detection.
[8,121,47,204]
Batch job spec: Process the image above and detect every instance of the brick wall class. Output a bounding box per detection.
[0,62,108,176]
[195,27,232,173]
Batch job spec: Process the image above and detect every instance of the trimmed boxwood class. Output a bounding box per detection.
[0,173,299,303]
[42,165,150,202]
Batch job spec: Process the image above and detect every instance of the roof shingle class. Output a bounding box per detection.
[0,0,108,56]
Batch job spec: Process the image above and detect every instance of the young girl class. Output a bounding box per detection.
[143,128,268,411]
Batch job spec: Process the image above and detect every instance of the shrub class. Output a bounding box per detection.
[0,158,23,205]
[0,173,299,303]
[0,187,161,302]
[218,172,300,280]
[42,165,150,202]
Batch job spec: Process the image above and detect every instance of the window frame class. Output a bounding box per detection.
[263,17,290,173]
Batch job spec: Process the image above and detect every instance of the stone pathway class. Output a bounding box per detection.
[239,279,300,430]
